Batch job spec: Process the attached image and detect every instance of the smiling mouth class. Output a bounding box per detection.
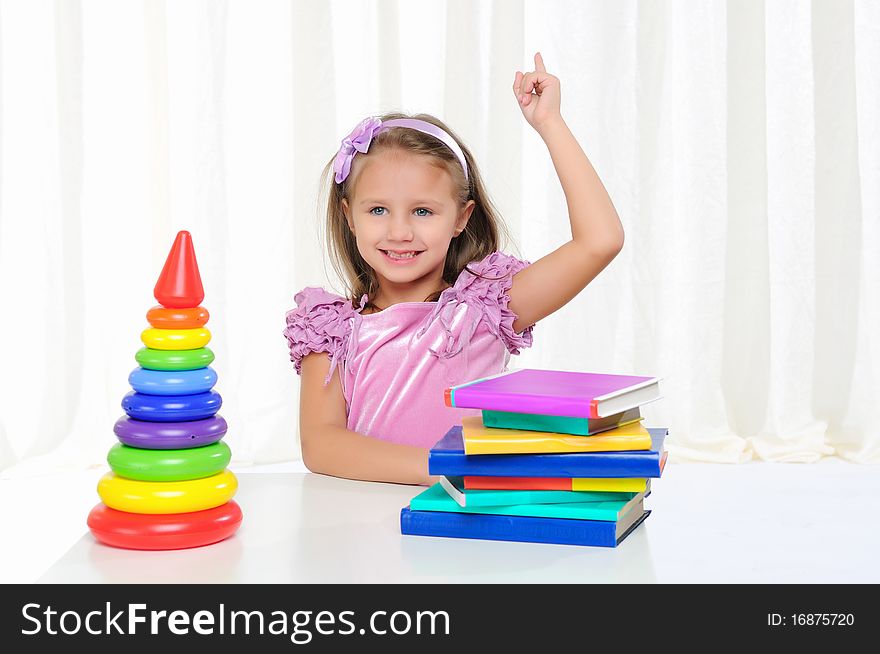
[380,250,423,260]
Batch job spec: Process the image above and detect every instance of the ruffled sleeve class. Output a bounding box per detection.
[283,287,367,386]
[416,251,535,357]
[456,251,535,353]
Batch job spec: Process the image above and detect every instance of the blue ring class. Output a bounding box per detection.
[122,390,222,422]
[128,366,218,395]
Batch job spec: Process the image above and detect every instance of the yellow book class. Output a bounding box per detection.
[571,477,652,492]
[460,415,652,455]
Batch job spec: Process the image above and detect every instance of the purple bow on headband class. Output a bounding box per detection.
[333,117,383,184]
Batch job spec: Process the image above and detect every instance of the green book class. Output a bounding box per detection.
[411,483,645,522]
[439,476,638,508]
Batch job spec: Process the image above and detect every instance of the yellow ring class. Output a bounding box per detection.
[97,469,237,514]
[141,327,211,350]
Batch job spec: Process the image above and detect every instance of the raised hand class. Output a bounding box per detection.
[513,52,562,133]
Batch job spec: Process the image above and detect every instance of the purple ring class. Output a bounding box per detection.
[113,415,228,450]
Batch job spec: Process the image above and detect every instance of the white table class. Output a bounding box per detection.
[39,461,880,583]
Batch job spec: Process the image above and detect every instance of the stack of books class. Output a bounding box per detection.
[400,369,667,548]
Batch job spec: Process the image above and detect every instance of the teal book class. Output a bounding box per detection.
[439,475,638,508]
[481,406,643,436]
[411,483,645,522]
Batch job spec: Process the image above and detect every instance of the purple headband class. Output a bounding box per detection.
[332,117,469,184]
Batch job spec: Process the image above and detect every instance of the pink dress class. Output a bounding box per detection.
[283,251,536,448]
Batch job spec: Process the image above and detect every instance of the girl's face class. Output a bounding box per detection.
[342,150,474,295]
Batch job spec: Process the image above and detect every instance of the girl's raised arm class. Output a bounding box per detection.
[507,52,625,335]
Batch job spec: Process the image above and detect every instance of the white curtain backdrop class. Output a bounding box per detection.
[1,0,878,477]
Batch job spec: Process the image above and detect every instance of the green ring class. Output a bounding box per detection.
[108,441,232,482]
[135,347,215,371]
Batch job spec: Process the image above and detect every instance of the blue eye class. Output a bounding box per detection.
[368,207,433,217]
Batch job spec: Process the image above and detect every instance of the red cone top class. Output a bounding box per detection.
[154,231,205,308]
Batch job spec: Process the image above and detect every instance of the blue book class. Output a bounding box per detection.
[428,427,667,478]
[400,501,649,548]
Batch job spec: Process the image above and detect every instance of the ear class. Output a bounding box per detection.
[455,200,476,236]
[342,198,355,233]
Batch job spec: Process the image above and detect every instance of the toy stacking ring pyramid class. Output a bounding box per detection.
[87,231,243,550]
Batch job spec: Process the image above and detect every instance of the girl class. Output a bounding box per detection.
[284,53,623,486]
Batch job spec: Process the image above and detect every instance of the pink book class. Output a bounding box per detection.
[443,369,661,419]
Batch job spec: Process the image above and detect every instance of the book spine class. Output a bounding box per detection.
[464,476,574,491]
[400,508,619,547]
[464,476,649,493]
[441,489,637,509]
[409,497,625,521]
[462,434,652,456]
[428,450,662,478]
[482,410,592,435]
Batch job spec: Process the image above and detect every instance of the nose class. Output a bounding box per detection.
[386,212,414,242]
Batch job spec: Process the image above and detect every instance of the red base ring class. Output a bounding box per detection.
[87,500,242,550]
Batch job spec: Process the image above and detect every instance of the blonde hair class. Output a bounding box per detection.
[319,112,513,310]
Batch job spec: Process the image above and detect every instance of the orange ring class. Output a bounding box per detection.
[147,305,210,329]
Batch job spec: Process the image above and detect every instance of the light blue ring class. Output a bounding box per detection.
[128,366,218,395]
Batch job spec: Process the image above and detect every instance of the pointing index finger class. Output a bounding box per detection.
[534,51,546,73]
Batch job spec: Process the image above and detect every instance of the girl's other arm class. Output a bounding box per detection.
[507,53,625,334]
[299,351,438,486]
